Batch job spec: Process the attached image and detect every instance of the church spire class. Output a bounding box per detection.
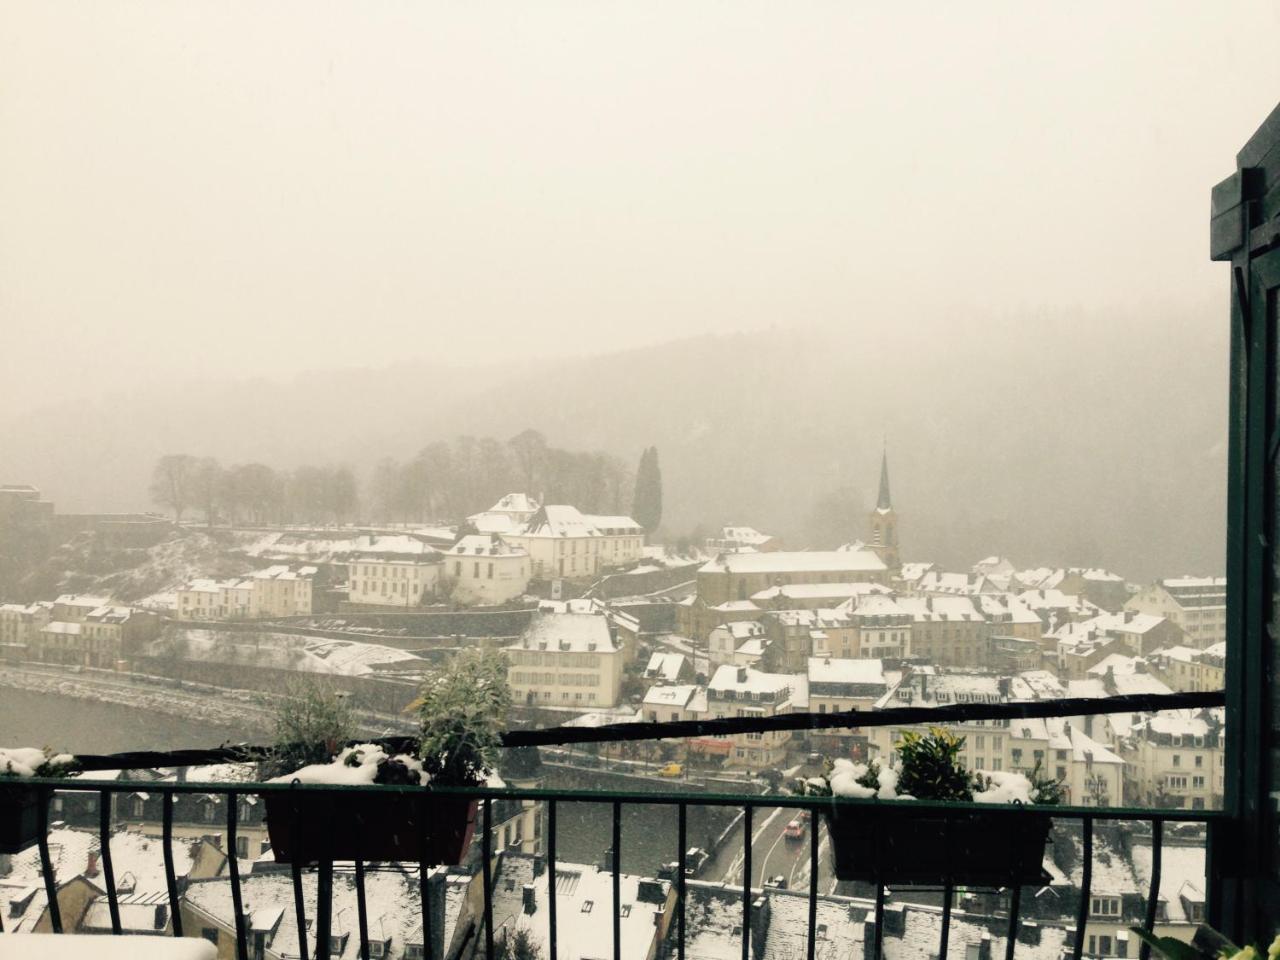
[876,447,892,512]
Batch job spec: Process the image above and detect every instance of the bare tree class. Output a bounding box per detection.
[149,454,199,522]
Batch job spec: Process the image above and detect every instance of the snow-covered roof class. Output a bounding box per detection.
[719,526,774,544]
[447,533,527,557]
[643,651,687,682]
[516,611,618,653]
[1131,842,1205,923]
[894,596,984,622]
[807,657,886,688]
[41,620,82,635]
[515,505,602,539]
[699,549,886,575]
[154,629,426,676]
[709,620,765,640]
[486,493,540,515]
[709,664,802,701]
[642,684,701,709]
[493,854,668,960]
[582,514,643,532]
[184,865,456,960]
[710,600,761,612]
[750,582,889,602]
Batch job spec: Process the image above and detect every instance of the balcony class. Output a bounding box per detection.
[0,687,1234,960]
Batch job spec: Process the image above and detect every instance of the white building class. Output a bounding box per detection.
[445,534,530,605]
[347,557,442,607]
[582,514,646,567]
[708,620,766,668]
[1125,577,1227,648]
[641,683,706,723]
[706,664,805,770]
[176,566,317,620]
[468,493,541,535]
[1125,711,1225,810]
[506,610,625,709]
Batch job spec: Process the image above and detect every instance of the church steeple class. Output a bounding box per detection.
[868,446,900,571]
[876,448,892,512]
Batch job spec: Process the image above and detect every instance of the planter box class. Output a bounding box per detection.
[0,785,46,854]
[824,802,1052,886]
[265,791,477,865]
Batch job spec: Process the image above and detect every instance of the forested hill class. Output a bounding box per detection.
[0,311,1226,582]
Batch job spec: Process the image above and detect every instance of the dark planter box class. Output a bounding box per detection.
[0,785,47,854]
[825,803,1052,886]
[265,790,478,865]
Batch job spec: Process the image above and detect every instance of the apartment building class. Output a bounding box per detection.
[444,534,530,604]
[0,601,51,660]
[705,525,783,553]
[706,664,804,770]
[896,596,988,667]
[1125,712,1225,810]
[708,620,767,668]
[503,505,607,579]
[506,610,624,709]
[845,594,913,660]
[1124,577,1227,648]
[177,566,317,620]
[1147,645,1226,693]
[29,602,159,667]
[347,557,442,607]
[582,514,646,567]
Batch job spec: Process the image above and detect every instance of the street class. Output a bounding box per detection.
[702,804,839,895]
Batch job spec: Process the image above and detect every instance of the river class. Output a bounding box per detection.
[0,687,260,755]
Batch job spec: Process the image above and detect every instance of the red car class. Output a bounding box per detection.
[783,819,805,841]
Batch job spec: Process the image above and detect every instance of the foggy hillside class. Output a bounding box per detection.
[0,310,1226,581]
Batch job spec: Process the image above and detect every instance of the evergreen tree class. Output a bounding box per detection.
[631,446,663,534]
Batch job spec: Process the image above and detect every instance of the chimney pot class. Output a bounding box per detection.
[522,883,537,914]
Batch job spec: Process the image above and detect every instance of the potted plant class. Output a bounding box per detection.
[792,727,1063,886]
[264,651,511,864]
[0,747,77,853]
[1132,923,1280,960]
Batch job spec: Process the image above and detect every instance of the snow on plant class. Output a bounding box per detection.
[0,747,77,779]
[271,743,425,786]
[795,728,1063,805]
[410,648,512,786]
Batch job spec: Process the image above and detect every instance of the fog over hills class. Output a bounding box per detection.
[1,310,1226,582]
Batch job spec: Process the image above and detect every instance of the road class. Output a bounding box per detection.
[702,802,840,895]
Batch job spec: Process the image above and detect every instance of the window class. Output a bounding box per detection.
[1173,754,1181,767]
[1195,754,1203,767]
[581,901,594,913]
[1088,934,1114,956]
[1091,896,1120,917]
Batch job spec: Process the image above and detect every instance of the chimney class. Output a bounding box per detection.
[978,930,993,960]
[532,855,546,877]
[86,850,100,877]
[637,879,666,904]
[522,884,537,914]
[155,905,169,932]
[1018,921,1042,946]
[882,903,906,937]
[737,666,748,683]
[861,919,878,960]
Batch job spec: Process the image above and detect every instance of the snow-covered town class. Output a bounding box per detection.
[4,4,1280,958]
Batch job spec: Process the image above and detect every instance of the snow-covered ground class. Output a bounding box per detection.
[157,628,428,677]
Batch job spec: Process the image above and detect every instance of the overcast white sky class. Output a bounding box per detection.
[2,2,1278,420]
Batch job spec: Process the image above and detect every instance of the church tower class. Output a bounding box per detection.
[868,449,900,570]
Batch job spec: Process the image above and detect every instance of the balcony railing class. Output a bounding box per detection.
[1,688,1229,960]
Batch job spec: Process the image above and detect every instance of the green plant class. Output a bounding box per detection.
[791,757,881,797]
[896,728,974,802]
[1132,925,1280,960]
[266,679,357,778]
[1025,759,1065,805]
[411,649,512,786]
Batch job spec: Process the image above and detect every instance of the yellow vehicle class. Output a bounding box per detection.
[657,762,684,778]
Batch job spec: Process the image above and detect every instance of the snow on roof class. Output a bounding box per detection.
[711,600,761,612]
[54,594,113,608]
[750,582,888,602]
[709,620,765,640]
[807,657,886,687]
[3,827,203,897]
[719,526,774,544]
[82,891,172,934]
[470,512,519,535]
[894,596,984,622]
[699,549,886,575]
[896,561,934,582]
[185,865,451,960]
[1141,714,1213,738]
[515,505,602,539]
[447,533,527,557]
[516,611,618,653]
[246,532,441,561]
[157,629,425,676]
[582,514,643,532]
[487,493,540,514]
[976,595,1043,624]
[1162,575,1226,589]
[493,854,668,960]
[1131,842,1206,923]
[1058,827,1139,896]
[709,664,799,699]
[642,684,701,708]
[1080,611,1167,635]
[1017,670,1067,699]
[1201,641,1227,659]
[42,621,82,635]
[643,651,687,682]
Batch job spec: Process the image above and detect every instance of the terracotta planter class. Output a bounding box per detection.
[0,785,46,854]
[824,802,1052,886]
[265,790,478,865]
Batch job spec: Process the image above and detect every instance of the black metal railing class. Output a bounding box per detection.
[3,688,1229,960]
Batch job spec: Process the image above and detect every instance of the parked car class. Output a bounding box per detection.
[684,847,710,877]
[764,875,787,890]
[658,762,684,778]
[784,819,805,841]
